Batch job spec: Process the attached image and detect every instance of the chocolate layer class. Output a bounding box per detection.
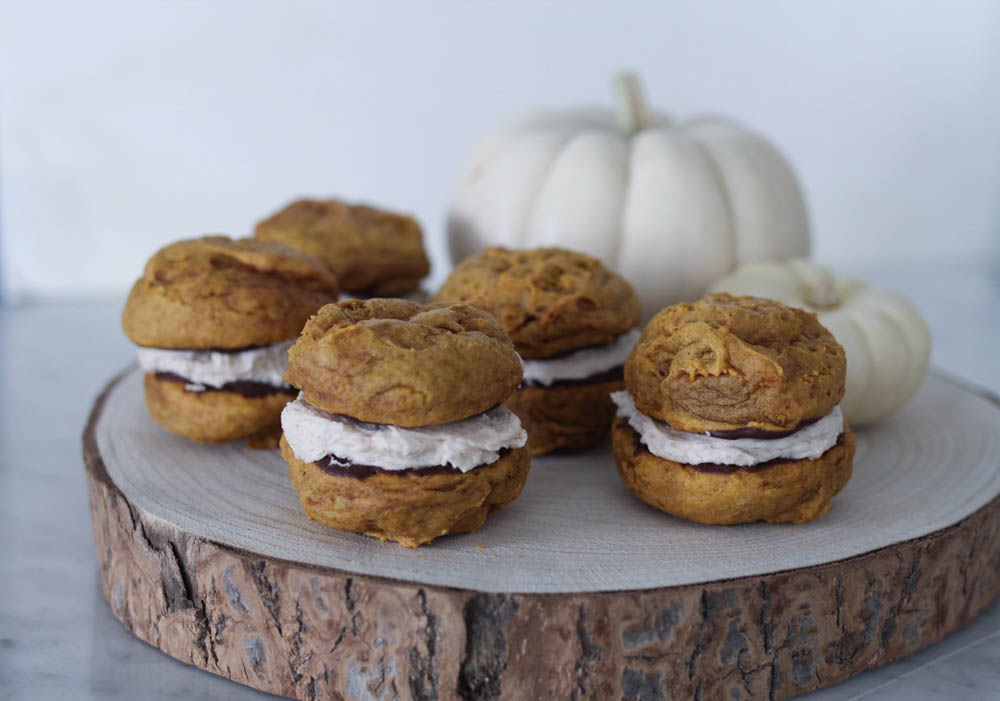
[624,419,845,475]
[314,449,510,479]
[522,365,624,389]
[155,372,297,399]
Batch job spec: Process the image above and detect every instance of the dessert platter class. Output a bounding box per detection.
[86,369,1000,700]
[84,194,1000,700]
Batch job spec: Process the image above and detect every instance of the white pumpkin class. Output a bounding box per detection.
[448,74,810,317]
[709,259,932,427]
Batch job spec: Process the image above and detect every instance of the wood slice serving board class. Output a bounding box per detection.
[84,368,1000,700]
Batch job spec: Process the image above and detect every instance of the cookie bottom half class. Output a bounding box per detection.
[611,419,855,525]
[281,436,532,547]
[506,379,623,456]
[143,372,292,446]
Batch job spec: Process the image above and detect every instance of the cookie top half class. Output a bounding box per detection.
[254,199,430,295]
[122,236,340,349]
[285,298,523,427]
[434,247,640,359]
[625,294,846,433]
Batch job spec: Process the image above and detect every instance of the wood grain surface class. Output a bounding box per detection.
[85,369,1000,699]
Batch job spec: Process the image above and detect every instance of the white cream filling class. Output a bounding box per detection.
[611,391,844,467]
[521,328,640,387]
[281,394,527,472]
[136,340,294,392]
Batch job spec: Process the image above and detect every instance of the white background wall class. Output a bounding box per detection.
[2,0,998,302]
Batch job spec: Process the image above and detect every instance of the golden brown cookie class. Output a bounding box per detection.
[505,379,623,455]
[144,373,295,444]
[626,293,846,434]
[124,236,338,446]
[282,436,531,547]
[612,419,855,524]
[122,236,339,349]
[285,298,523,427]
[254,199,430,296]
[434,247,640,359]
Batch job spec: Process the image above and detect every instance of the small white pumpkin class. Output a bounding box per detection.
[709,259,932,427]
[448,74,810,317]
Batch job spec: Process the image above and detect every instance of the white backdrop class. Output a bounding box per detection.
[2,0,998,301]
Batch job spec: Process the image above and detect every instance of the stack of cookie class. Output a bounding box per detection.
[436,247,640,455]
[123,194,433,446]
[255,198,430,298]
[611,293,856,524]
[278,299,532,547]
[121,209,857,543]
[121,236,339,446]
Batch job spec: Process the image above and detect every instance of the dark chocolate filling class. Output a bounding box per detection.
[622,419,845,475]
[155,372,297,399]
[313,448,510,479]
[522,364,625,389]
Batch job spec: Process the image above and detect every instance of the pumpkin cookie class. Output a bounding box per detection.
[122,236,339,445]
[612,418,856,524]
[254,198,430,296]
[435,247,640,454]
[280,299,531,546]
[612,293,854,525]
[625,293,846,433]
[285,298,523,427]
[436,247,639,358]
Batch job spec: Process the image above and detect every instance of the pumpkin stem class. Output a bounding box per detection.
[613,72,650,134]
[805,266,841,308]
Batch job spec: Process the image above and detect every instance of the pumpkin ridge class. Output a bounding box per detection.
[434,247,640,359]
[513,130,579,248]
[685,134,739,270]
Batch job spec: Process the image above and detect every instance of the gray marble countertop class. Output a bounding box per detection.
[2,263,998,700]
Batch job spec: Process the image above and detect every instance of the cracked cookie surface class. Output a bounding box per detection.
[434,247,640,359]
[254,199,430,295]
[285,298,523,427]
[625,293,846,433]
[122,236,340,349]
